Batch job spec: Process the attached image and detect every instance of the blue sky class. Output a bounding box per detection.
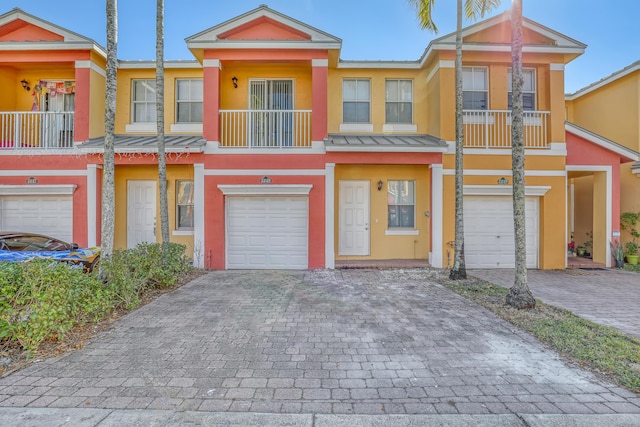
[6,0,639,93]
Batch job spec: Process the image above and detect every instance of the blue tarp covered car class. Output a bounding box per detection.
[0,232,100,272]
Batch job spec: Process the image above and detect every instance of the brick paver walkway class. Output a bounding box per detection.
[0,269,638,415]
[470,269,640,339]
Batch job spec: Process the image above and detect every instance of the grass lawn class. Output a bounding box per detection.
[434,272,640,394]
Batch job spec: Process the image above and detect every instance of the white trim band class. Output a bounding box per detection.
[463,185,551,196]
[217,184,313,196]
[205,169,325,176]
[0,184,77,195]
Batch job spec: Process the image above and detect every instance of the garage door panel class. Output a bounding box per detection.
[0,195,73,243]
[464,196,538,269]
[227,196,308,269]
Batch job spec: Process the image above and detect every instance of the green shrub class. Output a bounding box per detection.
[0,260,111,352]
[0,242,191,354]
[100,243,191,310]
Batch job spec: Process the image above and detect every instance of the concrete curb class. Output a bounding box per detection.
[1,408,640,427]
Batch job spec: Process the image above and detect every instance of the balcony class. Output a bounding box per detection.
[220,110,312,148]
[0,112,75,150]
[463,110,550,149]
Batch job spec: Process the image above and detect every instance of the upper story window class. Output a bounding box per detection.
[343,79,370,123]
[132,79,156,122]
[385,79,413,123]
[508,68,536,111]
[176,79,203,123]
[387,180,416,229]
[463,67,488,110]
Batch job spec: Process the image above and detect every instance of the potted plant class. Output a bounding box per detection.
[583,231,593,257]
[625,241,639,265]
[576,246,586,257]
[621,212,640,265]
[610,240,625,268]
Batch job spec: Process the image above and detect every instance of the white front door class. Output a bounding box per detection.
[339,180,370,256]
[127,180,156,248]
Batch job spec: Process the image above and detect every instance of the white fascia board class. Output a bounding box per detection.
[443,169,566,177]
[186,40,341,50]
[0,41,100,52]
[0,169,88,176]
[118,60,202,69]
[217,184,313,196]
[566,122,639,161]
[429,42,585,55]
[325,146,448,153]
[186,6,341,45]
[566,62,640,100]
[0,184,77,195]
[337,61,420,69]
[78,147,205,154]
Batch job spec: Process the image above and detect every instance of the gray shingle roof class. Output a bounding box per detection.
[80,135,206,153]
[325,134,446,151]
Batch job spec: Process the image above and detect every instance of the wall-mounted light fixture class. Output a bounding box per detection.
[232,76,238,88]
[20,79,30,91]
[377,180,384,191]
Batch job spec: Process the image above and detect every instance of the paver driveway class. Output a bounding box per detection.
[1,269,638,415]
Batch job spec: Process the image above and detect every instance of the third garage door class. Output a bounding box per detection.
[464,196,539,269]
[226,196,308,269]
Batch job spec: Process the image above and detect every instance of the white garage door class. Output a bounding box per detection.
[226,196,308,269]
[464,196,539,269]
[0,195,73,242]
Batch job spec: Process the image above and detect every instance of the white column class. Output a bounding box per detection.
[325,163,335,269]
[430,164,444,268]
[86,164,99,247]
[194,163,205,268]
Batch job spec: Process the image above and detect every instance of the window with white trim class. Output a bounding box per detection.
[387,180,415,228]
[385,79,413,123]
[176,180,194,230]
[508,68,536,111]
[342,79,370,123]
[176,79,203,123]
[462,67,488,110]
[131,79,156,122]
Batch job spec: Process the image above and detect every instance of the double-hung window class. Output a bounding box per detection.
[508,68,536,111]
[342,79,370,123]
[176,180,194,230]
[176,79,203,123]
[387,180,415,229]
[131,79,156,122]
[385,79,413,123]
[462,67,488,110]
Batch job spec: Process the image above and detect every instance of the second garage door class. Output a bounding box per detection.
[226,196,308,269]
[464,196,539,269]
[0,195,73,242]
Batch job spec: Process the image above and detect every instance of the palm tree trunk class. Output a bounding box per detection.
[156,0,170,247]
[506,0,535,309]
[101,0,117,272]
[449,0,467,280]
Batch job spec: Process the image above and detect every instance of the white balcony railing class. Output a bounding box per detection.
[463,110,550,149]
[0,111,75,149]
[220,110,312,148]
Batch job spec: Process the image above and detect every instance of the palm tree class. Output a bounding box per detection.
[101,0,117,274]
[506,0,535,308]
[408,0,500,279]
[156,0,169,247]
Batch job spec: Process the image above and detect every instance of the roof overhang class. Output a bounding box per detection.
[566,60,640,100]
[565,122,639,163]
[418,10,586,67]
[0,8,106,58]
[325,134,447,153]
[79,135,206,154]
